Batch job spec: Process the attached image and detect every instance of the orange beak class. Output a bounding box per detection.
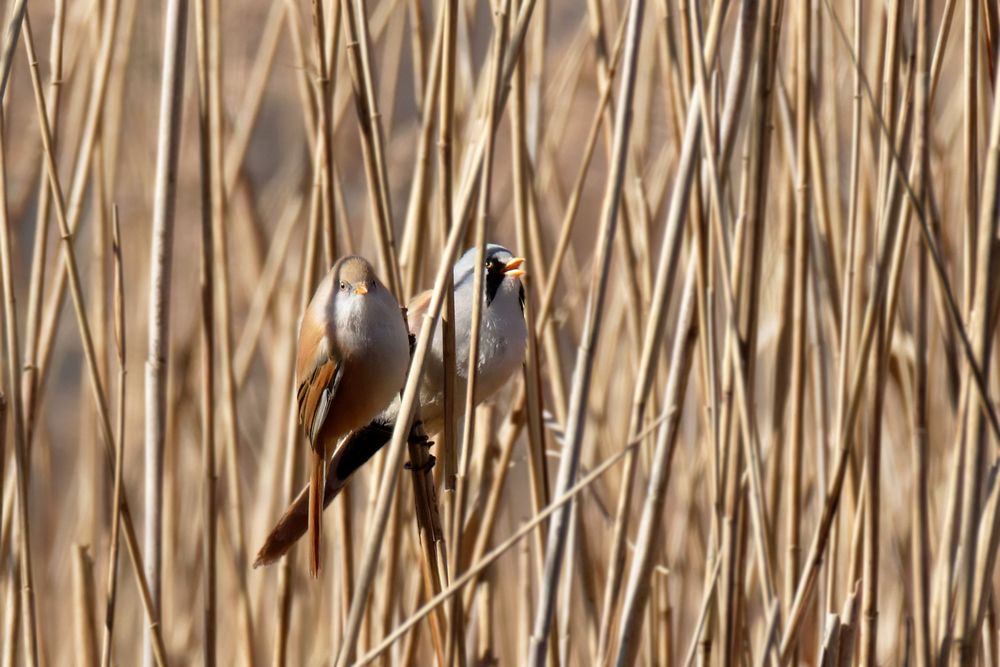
[503,257,526,279]
[354,283,368,295]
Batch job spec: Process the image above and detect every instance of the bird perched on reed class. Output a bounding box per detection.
[255,245,527,566]
[293,256,410,577]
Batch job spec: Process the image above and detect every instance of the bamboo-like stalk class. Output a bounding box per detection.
[508,14,552,606]
[143,0,188,663]
[271,177,323,667]
[785,4,811,648]
[202,0,256,657]
[781,1,1000,655]
[194,0,219,659]
[951,8,1000,659]
[437,0,459,501]
[908,1,932,665]
[310,0,337,265]
[25,0,121,437]
[0,0,27,101]
[398,0,445,299]
[359,424,656,666]
[72,544,98,667]
[596,2,759,660]
[526,0,645,662]
[21,0,64,441]
[99,210,126,667]
[446,2,510,663]
[0,99,39,667]
[332,10,545,654]
[340,0,401,295]
[613,257,697,667]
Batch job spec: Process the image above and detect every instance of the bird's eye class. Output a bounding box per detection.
[339,281,347,290]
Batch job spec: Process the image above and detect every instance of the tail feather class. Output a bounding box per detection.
[308,447,325,577]
[254,420,395,568]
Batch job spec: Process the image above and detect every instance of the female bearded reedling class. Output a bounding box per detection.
[255,245,528,567]
[294,256,410,577]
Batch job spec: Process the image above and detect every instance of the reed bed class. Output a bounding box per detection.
[0,0,999,664]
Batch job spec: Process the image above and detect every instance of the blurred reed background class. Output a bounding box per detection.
[0,0,999,664]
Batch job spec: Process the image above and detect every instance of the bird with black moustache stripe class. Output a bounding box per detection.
[255,245,527,567]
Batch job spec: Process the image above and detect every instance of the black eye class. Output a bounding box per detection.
[339,281,347,290]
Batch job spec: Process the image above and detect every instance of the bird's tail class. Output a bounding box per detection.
[254,420,394,568]
[308,445,325,577]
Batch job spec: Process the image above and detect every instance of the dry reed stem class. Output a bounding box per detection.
[99,209,126,667]
[10,0,1000,663]
[446,2,510,663]
[72,544,98,667]
[0,0,27,101]
[142,0,187,661]
[358,418,663,666]
[613,256,697,666]
[0,97,39,667]
[194,0,219,659]
[526,0,645,662]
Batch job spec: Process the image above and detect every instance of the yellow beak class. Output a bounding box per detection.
[354,283,368,295]
[504,257,526,279]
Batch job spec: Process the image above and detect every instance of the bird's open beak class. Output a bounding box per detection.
[504,257,526,279]
[354,283,369,295]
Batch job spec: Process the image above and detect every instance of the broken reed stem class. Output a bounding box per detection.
[72,545,98,667]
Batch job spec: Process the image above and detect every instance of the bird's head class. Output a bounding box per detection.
[334,256,383,298]
[455,244,526,308]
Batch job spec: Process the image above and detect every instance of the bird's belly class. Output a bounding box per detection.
[325,357,406,438]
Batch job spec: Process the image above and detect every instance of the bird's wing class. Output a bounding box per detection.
[296,311,343,445]
[405,289,433,336]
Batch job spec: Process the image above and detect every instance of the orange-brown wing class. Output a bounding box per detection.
[405,289,433,337]
[295,312,342,446]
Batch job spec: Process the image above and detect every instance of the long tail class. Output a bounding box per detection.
[308,445,325,577]
[255,421,394,568]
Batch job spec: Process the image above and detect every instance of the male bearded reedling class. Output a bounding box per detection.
[294,256,409,577]
[254,245,528,567]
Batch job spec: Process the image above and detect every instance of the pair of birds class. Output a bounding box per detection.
[254,245,528,575]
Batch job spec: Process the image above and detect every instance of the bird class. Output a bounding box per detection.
[293,255,410,577]
[254,244,528,567]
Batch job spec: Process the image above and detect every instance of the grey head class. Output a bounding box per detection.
[453,244,526,308]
